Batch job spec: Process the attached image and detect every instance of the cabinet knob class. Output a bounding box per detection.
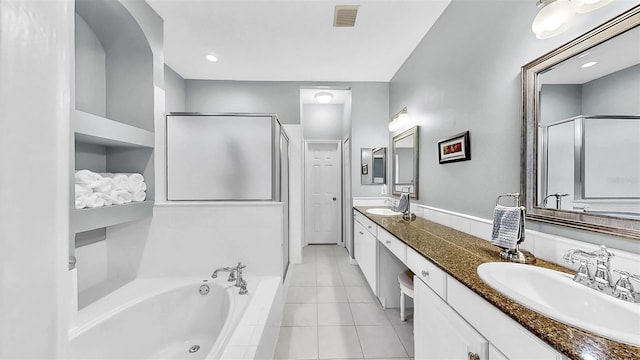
[359,231,364,235]
[367,225,372,229]
[468,352,480,360]
[421,270,429,277]
[333,197,337,201]
[386,240,391,244]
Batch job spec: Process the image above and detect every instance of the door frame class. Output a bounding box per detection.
[303,140,343,246]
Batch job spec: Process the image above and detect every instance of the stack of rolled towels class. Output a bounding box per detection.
[75,170,147,209]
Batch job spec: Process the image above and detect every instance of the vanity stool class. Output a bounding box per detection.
[398,270,414,321]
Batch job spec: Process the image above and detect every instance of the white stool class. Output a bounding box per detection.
[398,270,414,321]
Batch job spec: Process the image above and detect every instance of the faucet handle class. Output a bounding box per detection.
[613,270,640,302]
[235,262,246,270]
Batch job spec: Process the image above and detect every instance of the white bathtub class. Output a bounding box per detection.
[69,276,283,359]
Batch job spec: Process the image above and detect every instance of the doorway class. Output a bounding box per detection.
[304,141,342,244]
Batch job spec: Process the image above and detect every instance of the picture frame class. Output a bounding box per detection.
[438,131,470,164]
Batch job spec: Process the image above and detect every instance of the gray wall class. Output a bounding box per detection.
[164,65,185,112]
[185,80,390,197]
[302,104,345,140]
[388,0,638,250]
[583,64,640,115]
[75,14,106,117]
[540,84,582,124]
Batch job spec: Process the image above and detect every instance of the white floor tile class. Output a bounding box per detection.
[274,326,318,360]
[318,326,363,359]
[316,261,340,274]
[317,303,354,326]
[383,308,413,326]
[286,286,317,304]
[317,272,344,286]
[289,266,317,287]
[345,286,376,303]
[340,271,367,287]
[350,303,390,326]
[316,286,348,303]
[282,304,318,326]
[356,325,408,359]
[394,324,415,357]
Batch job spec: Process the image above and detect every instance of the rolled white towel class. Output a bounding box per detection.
[127,173,144,183]
[95,192,113,206]
[110,174,130,189]
[75,196,87,209]
[75,170,103,188]
[94,178,113,194]
[122,181,147,193]
[84,193,105,208]
[131,190,146,202]
[110,190,132,205]
[75,184,93,198]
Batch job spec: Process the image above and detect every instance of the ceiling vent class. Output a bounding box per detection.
[334,5,359,27]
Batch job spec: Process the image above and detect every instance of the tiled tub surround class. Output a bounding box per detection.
[354,206,640,360]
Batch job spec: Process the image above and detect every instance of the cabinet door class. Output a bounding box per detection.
[354,221,377,295]
[414,277,488,360]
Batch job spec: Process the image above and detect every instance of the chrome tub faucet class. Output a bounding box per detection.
[211,262,248,295]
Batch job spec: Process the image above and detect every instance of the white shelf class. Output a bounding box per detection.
[73,201,153,233]
[73,110,154,148]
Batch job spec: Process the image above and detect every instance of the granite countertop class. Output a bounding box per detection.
[354,206,640,360]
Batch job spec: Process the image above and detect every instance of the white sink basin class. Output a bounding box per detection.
[477,262,640,346]
[365,208,402,216]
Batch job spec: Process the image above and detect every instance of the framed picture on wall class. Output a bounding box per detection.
[438,131,470,164]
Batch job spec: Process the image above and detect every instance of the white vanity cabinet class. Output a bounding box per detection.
[354,213,378,294]
[414,277,488,360]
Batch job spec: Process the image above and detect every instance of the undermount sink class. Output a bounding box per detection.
[477,262,640,346]
[365,208,402,216]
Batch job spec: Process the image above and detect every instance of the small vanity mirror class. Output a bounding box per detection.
[522,6,640,239]
[361,147,387,185]
[392,126,419,198]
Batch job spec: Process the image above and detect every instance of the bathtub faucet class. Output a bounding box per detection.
[211,262,248,295]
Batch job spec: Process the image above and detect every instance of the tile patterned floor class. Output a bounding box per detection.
[275,245,414,360]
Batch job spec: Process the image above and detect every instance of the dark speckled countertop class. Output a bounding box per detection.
[354,206,640,360]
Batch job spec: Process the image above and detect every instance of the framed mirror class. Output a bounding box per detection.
[522,6,640,239]
[361,147,387,185]
[392,126,419,199]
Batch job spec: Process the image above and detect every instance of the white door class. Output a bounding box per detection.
[304,141,341,244]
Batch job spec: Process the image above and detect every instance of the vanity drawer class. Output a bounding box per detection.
[378,228,407,263]
[407,246,447,299]
[354,212,377,237]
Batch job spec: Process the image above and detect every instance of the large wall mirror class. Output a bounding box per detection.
[522,6,640,239]
[361,147,387,185]
[392,126,419,199]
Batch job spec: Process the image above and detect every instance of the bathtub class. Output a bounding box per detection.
[69,276,283,359]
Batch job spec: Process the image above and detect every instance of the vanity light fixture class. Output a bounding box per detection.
[314,92,333,104]
[532,0,614,39]
[571,0,613,13]
[532,0,575,39]
[388,107,409,132]
[581,61,598,68]
[206,54,218,62]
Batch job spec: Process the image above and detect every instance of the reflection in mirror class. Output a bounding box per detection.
[361,147,386,185]
[392,126,419,199]
[522,6,640,238]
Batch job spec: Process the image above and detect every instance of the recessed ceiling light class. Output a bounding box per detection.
[315,92,333,104]
[580,61,598,68]
[206,54,218,62]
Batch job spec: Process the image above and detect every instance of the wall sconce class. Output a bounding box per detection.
[388,107,409,132]
[532,0,613,39]
[314,92,333,104]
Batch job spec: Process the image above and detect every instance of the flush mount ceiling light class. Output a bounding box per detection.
[205,54,218,62]
[388,107,409,132]
[532,0,575,39]
[314,92,333,104]
[571,0,613,13]
[581,61,598,68]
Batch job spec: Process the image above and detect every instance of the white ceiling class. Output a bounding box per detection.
[540,25,640,85]
[146,0,451,82]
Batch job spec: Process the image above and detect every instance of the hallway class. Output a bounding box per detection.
[275,245,414,359]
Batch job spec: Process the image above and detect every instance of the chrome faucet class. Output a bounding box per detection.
[543,192,569,209]
[563,245,640,302]
[211,262,248,295]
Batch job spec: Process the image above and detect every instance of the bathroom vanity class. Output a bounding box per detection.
[353,206,639,360]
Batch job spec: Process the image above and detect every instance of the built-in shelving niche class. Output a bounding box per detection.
[73,0,155,236]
